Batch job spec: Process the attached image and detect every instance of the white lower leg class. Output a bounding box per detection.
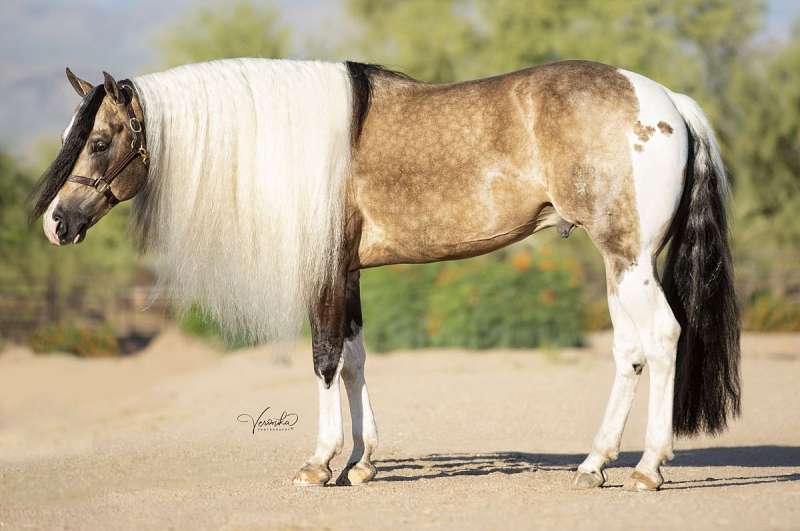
[294,361,344,486]
[637,310,679,476]
[614,261,680,490]
[342,330,378,464]
[338,329,378,485]
[310,364,344,464]
[580,363,640,471]
[577,296,644,483]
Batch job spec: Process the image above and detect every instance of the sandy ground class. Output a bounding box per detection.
[1,329,799,530]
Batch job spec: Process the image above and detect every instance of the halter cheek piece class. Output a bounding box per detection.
[66,81,149,207]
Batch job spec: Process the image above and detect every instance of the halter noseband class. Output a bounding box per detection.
[66,81,149,207]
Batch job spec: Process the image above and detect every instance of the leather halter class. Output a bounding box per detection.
[66,81,149,206]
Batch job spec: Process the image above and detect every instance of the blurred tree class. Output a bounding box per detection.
[346,0,480,82]
[0,152,45,288]
[0,147,138,336]
[346,0,763,129]
[159,1,289,67]
[729,24,800,296]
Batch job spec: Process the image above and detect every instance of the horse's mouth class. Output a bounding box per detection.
[70,216,100,245]
[72,226,87,244]
[53,219,90,246]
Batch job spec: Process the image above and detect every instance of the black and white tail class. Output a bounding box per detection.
[661,91,741,436]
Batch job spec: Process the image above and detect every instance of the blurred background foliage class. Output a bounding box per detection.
[1,0,798,356]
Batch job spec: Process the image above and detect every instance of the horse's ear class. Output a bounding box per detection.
[65,67,93,97]
[103,71,122,104]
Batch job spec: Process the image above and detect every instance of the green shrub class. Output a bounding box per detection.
[361,264,440,352]
[178,303,255,349]
[584,298,612,331]
[28,322,118,357]
[360,247,585,352]
[744,292,800,332]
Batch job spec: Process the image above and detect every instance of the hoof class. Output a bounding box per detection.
[572,469,607,490]
[293,463,332,487]
[623,469,663,492]
[336,461,377,486]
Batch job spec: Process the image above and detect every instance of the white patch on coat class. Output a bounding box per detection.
[43,196,61,245]
[617,69,688,253]
[62,112,77,143]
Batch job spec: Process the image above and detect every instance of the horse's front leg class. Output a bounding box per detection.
[293,272,348,487]
[336,271,379,485]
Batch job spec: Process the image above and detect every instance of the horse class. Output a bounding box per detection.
[30,58,740,492]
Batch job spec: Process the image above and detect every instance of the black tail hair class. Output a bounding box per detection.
[661,122,741,436]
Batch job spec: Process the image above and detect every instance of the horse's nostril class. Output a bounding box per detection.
[55,219,66,238]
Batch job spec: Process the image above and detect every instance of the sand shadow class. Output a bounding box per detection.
[374,446,800,489]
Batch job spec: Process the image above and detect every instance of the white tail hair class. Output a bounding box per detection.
[665,90,729,199]
[131,59,353,340]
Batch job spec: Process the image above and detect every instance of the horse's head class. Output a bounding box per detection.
[31,68,149,245]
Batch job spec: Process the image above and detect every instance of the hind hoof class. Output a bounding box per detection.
[336,461,377,486]
[572,469,607,489]
[623,469,663,492]
[293,463,332,486]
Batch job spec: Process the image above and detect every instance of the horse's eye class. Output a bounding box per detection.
[92,140,109,153]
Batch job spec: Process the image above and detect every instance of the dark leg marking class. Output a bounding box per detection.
[344,270,363,340]
[309,269,363,387]
[309,271,348,387]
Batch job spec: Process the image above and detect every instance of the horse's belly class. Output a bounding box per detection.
[355,171,549,267]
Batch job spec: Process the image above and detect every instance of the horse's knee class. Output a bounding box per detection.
[315,356,342,387]
[341,335,366,382]
[341,361,363,384]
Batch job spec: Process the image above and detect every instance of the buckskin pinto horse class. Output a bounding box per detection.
[30,59,740,491]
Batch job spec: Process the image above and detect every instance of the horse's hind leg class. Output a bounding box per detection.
[573,272,645,489]
[336,271,379,485]
[615,258,680,491]
[574,254,680,491]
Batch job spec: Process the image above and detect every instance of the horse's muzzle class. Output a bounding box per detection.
[52,206,89,245]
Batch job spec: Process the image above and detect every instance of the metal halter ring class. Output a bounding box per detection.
[95,179,110,194]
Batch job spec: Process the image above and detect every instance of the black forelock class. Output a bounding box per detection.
[29,84,106,222]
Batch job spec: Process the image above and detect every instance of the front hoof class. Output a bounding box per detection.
[293,463,332,487]
[623,469,663,492]
[336,461,377,486]
[572,469,607,490]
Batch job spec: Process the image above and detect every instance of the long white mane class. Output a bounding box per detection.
[131,59,353,340]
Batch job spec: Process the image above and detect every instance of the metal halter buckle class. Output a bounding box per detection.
[95,179,110,193]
